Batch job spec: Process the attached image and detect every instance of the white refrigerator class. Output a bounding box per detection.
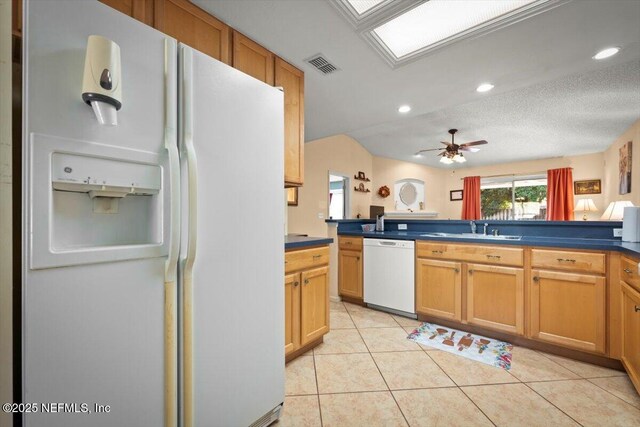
[21,1,285,426]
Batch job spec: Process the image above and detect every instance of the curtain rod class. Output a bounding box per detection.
[459,169,570,180]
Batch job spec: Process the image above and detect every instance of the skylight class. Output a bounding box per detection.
[345,0,387,16]
[372,0,539,59]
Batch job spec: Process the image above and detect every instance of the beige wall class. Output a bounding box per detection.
[371,156,445,214]
[287,134,373,237]
[439,152,607,220]
[603,119,640,207]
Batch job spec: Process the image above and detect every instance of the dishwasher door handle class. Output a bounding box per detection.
[378,241,398,246]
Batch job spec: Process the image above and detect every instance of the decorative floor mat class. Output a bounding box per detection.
[407,322,513,370]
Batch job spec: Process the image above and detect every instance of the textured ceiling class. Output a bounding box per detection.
[194,0,640,168]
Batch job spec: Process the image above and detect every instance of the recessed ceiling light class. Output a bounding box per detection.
[398,105,411,113]
[413,153,422,158]
[476,83,494,93]
[593,47,620,60]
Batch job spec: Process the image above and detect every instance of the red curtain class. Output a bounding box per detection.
[461,176,481,220]
[547,168,574,221]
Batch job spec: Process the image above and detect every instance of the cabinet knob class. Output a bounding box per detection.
[294,281,299,287]
[468,269,473,275]
[486,254,501,259]
[356,256,360,261]
[304,279,309,285]
[313,255,322,259]
[533,276,539,282]
[624,268,633,274]
[346,241,352,245]
[432,250,443,254]
[557,258,576,263]
[635,305,640,313]
[454,268,460,273]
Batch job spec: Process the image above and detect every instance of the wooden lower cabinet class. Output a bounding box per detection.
[285,246,330,358]
[416,259,462,321]
[530,269,606,353]
[467,264,524,335]
[338,249,363,300]
[284,273,300,355]
[621,281,640,393]
[300,266,330,345]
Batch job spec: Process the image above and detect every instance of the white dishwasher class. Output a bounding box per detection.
[363,238,416,318]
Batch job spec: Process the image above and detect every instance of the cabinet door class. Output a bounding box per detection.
[154,0,231,64]
[12,0,22,36]
[621,281,640,394]
[300,266,329,346]
[338,249,362,299]
[284,273,300,356]
[416,259,462,321]
[99,0,154,26]
[275,57,304,186]
[232,31,274,85]
[467,264,524,335]
[531,269,605,353]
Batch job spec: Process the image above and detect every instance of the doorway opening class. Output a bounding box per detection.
[329,173,349,220]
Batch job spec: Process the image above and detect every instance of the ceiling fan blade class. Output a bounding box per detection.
[440,141,452,146]
[459,146,480,152]
[418,148,445,153]
[459,140,488,147]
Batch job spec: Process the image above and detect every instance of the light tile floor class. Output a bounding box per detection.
[278,302,640,427]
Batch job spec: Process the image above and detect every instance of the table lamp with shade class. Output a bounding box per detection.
[600,201,634,220]
[575,199,598,221]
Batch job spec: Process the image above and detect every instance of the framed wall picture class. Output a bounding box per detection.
[574,179,601,195]
[450,189,463,201]
[619,141,632,195]
[286,187,298,206]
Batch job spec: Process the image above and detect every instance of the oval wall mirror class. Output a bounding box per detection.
[399,182,418,206]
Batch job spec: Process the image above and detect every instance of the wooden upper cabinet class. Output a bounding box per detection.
[99,0,154,26]
[12,0,22,36]
[154,0,231,64]
[276,57,305,187]
[232,31,274,85]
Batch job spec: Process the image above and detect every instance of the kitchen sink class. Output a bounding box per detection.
[421,232,522,241]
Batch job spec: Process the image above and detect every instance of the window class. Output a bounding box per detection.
[480,174,547,220]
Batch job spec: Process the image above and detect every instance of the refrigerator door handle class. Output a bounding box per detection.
[181,46,198,276]
[179,45,197,427]
[165,39,180,283]
[163,39,179,427]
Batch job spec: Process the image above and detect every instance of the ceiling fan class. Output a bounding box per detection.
[415,129,488,164]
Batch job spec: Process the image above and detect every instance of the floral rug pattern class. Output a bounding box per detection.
[407,322,513,370]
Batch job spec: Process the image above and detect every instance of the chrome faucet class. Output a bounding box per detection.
[483,223,489,235]
[470,221,476,234]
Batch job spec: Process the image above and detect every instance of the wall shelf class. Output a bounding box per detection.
[354,187,371,193]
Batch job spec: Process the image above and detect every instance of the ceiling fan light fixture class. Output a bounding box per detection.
[413,152,423,158]
[440,156,454,165]
[593,47,620,60]
[476,83,495,93]
[453,154,466,163]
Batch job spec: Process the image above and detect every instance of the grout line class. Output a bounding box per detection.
[521,381,584,426]
[583,378,640,410]
[456,386,498,426]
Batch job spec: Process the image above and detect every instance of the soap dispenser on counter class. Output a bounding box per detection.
[376,214,385,232]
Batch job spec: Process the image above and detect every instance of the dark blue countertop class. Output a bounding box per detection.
[285,235,333,250]
[328,219,640,258]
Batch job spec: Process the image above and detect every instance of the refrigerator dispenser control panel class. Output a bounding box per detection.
[52,152,161,198]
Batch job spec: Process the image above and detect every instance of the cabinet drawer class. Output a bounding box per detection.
[532,249,605,274]
[285,246,329,273]
[416,242,523,267]
[621,256,640,292]
[339,236,363,250]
